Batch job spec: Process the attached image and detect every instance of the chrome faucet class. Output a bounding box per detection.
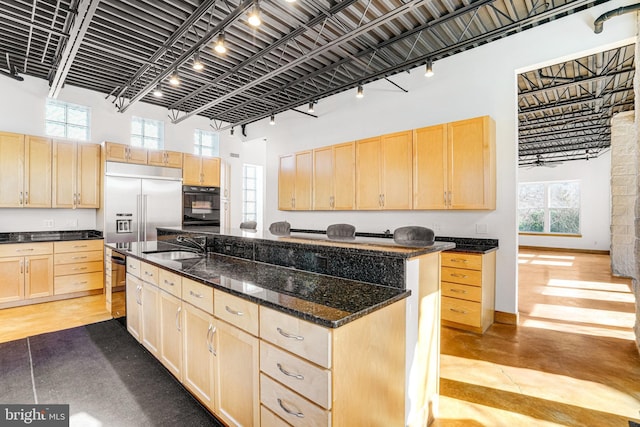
[176,235,207,254]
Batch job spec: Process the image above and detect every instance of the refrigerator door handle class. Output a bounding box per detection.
[136,194,142,243]
[143,194,148,243]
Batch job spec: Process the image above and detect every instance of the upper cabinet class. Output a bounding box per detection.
[414,116,495,210]
[313,142,355,210]
[148,150,183,168]
[356,131,413,210]
[53,141,101,209]
[183,154,220,187]
[104,141,147,165]
[278,151,311,211]
[0,132,51,208]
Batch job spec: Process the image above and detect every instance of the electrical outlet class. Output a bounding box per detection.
[43,219,54,228]
[66,219,78,228]
[476,223,488,234]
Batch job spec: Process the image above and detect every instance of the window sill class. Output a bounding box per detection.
[519,232,582,238]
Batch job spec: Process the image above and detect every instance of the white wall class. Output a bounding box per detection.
[518,152,612,250]
[218,0,637,315]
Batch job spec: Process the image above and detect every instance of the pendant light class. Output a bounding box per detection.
[269,114,275,125]
[153,84,163,97]
[248,1,261,27]
[169,69,180,86]
[192,53,204,71]
[308,102,314,113]
[214,32,227,54]
[356,84,364,98]
[230,127,235,136]
[424,59,434,77]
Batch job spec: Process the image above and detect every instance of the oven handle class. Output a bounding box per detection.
[112,255,126,266]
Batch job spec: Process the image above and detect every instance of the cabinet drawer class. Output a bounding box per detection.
[261,406,290,427]
[140,261,159,285]
[442,296,482,327]
[54,239,103,253]
[260,306,332,369]
[0,242,53,257]
[260,373,330,427]
[260,341,331,409]
[54,271,103,294]
[126,257,141,278]
[441,266,482,286]
[441,252,482,270]
[159,268,182,297]
[54,261,103,276]
[55,250,103,265]
[182,278,213,313]
[441,282,482,302]
[214,290,258,336]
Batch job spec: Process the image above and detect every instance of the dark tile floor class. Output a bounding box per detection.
[0,319,223,427]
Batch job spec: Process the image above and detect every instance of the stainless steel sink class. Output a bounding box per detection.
[144,250,203,260]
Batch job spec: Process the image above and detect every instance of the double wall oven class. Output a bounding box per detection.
[183,185,221,227]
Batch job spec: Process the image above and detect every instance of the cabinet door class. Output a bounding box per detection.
[413,124,447,209]
[294,151,312,211]
[202,156,221,187]
[126,273,142,341]
[164,151,183,168]
[25,255,53,299]
[0,132,25,207]
[127,146,148,164]
[333,141,355,210]
[278,154,295,210]
[355,136,382,210]
[381,130,412,209]
[147,150,165,166]
[160,290,183,380]
[25,135,52,207]
[313,146,333,210]
[104,142,128,162]
[214,321,260,427]
[0,257,24,303]
[183,302,215,410]
[183,154,202,186]
[77,143,101,208]
[448,116,495,209]
[141,282,160,357]
[52,140,76,208]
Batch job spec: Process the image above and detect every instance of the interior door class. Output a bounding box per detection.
[142,179,182,241]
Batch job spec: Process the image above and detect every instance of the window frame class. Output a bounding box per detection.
[194,128,220,157]
[45,99,91,141]
[518,180,582,236]
[131,116,164,149]
[242,164,258,223]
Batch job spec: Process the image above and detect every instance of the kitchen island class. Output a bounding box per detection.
[110,229,454,426]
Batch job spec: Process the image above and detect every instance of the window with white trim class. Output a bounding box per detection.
[242,163,263,229]
[194,129,219,157]
[518,180,581,234]
[131,116,164,149]
[45,99,90,140]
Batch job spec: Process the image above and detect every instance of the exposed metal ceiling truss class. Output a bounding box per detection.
[518,43,635,167]
[0,0,625,137]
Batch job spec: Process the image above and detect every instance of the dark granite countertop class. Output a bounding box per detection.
[436,237,499,254]
[110,240,411,328]
[0,230,103,244]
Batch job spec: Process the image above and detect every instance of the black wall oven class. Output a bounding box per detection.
[183,185,221,226]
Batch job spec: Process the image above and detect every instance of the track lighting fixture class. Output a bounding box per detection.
[356,84,364,98]
[192,53,204,71]
[308,102,314,113]
[248,1,262,27]
[153,84,163,97]
[169,69,180,86]
[214,32,227,54]
[269,114,275,125]
[424,59,434,77]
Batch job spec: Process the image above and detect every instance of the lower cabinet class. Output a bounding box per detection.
[125,273,142,341]
[0,243,53,304]
[182,301,216,409]
[53,239,103,295]
[159,289,183,380]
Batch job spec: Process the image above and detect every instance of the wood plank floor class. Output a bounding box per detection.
[1,249,638,426]
[436,248,640,426]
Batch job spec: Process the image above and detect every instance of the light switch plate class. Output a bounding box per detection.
[476,223,488,234]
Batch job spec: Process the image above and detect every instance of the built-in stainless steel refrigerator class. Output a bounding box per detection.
[100,162,182,244]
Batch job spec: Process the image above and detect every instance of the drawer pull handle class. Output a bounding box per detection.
[277,363,304,380]
[16,248,35,252]
[277,328,304,341]
[75,281,89,286]
[451,273,468,278]
[73,245,87,248]
[190,290,203,299]
[144,271,154,277]
[128,265,137,269]
[277,398,304,418]
[450,289,468,294]
[72,267,88,271]
[225,305,244,316]
[164,279,175,287]
[71,256,87,259]
[451,258,468,263]
[449,308,468,314]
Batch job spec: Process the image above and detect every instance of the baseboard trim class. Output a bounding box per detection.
[518,245,609,255]
[494,311,518,325]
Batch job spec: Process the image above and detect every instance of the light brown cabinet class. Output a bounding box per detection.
[183,154,221,187]
[148,150,183,168]
[53,239,104,295]
[441,250,496,333]
[278,151,312,210]
[313,142,355,210]
[0,243,53,304]
[355,130,413,210]
[182,300,216,409]
[0,132,51,208]
[104,141,147,164]
[159,289,183,379]
[414,116,495,210]
[53,141,101,208]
